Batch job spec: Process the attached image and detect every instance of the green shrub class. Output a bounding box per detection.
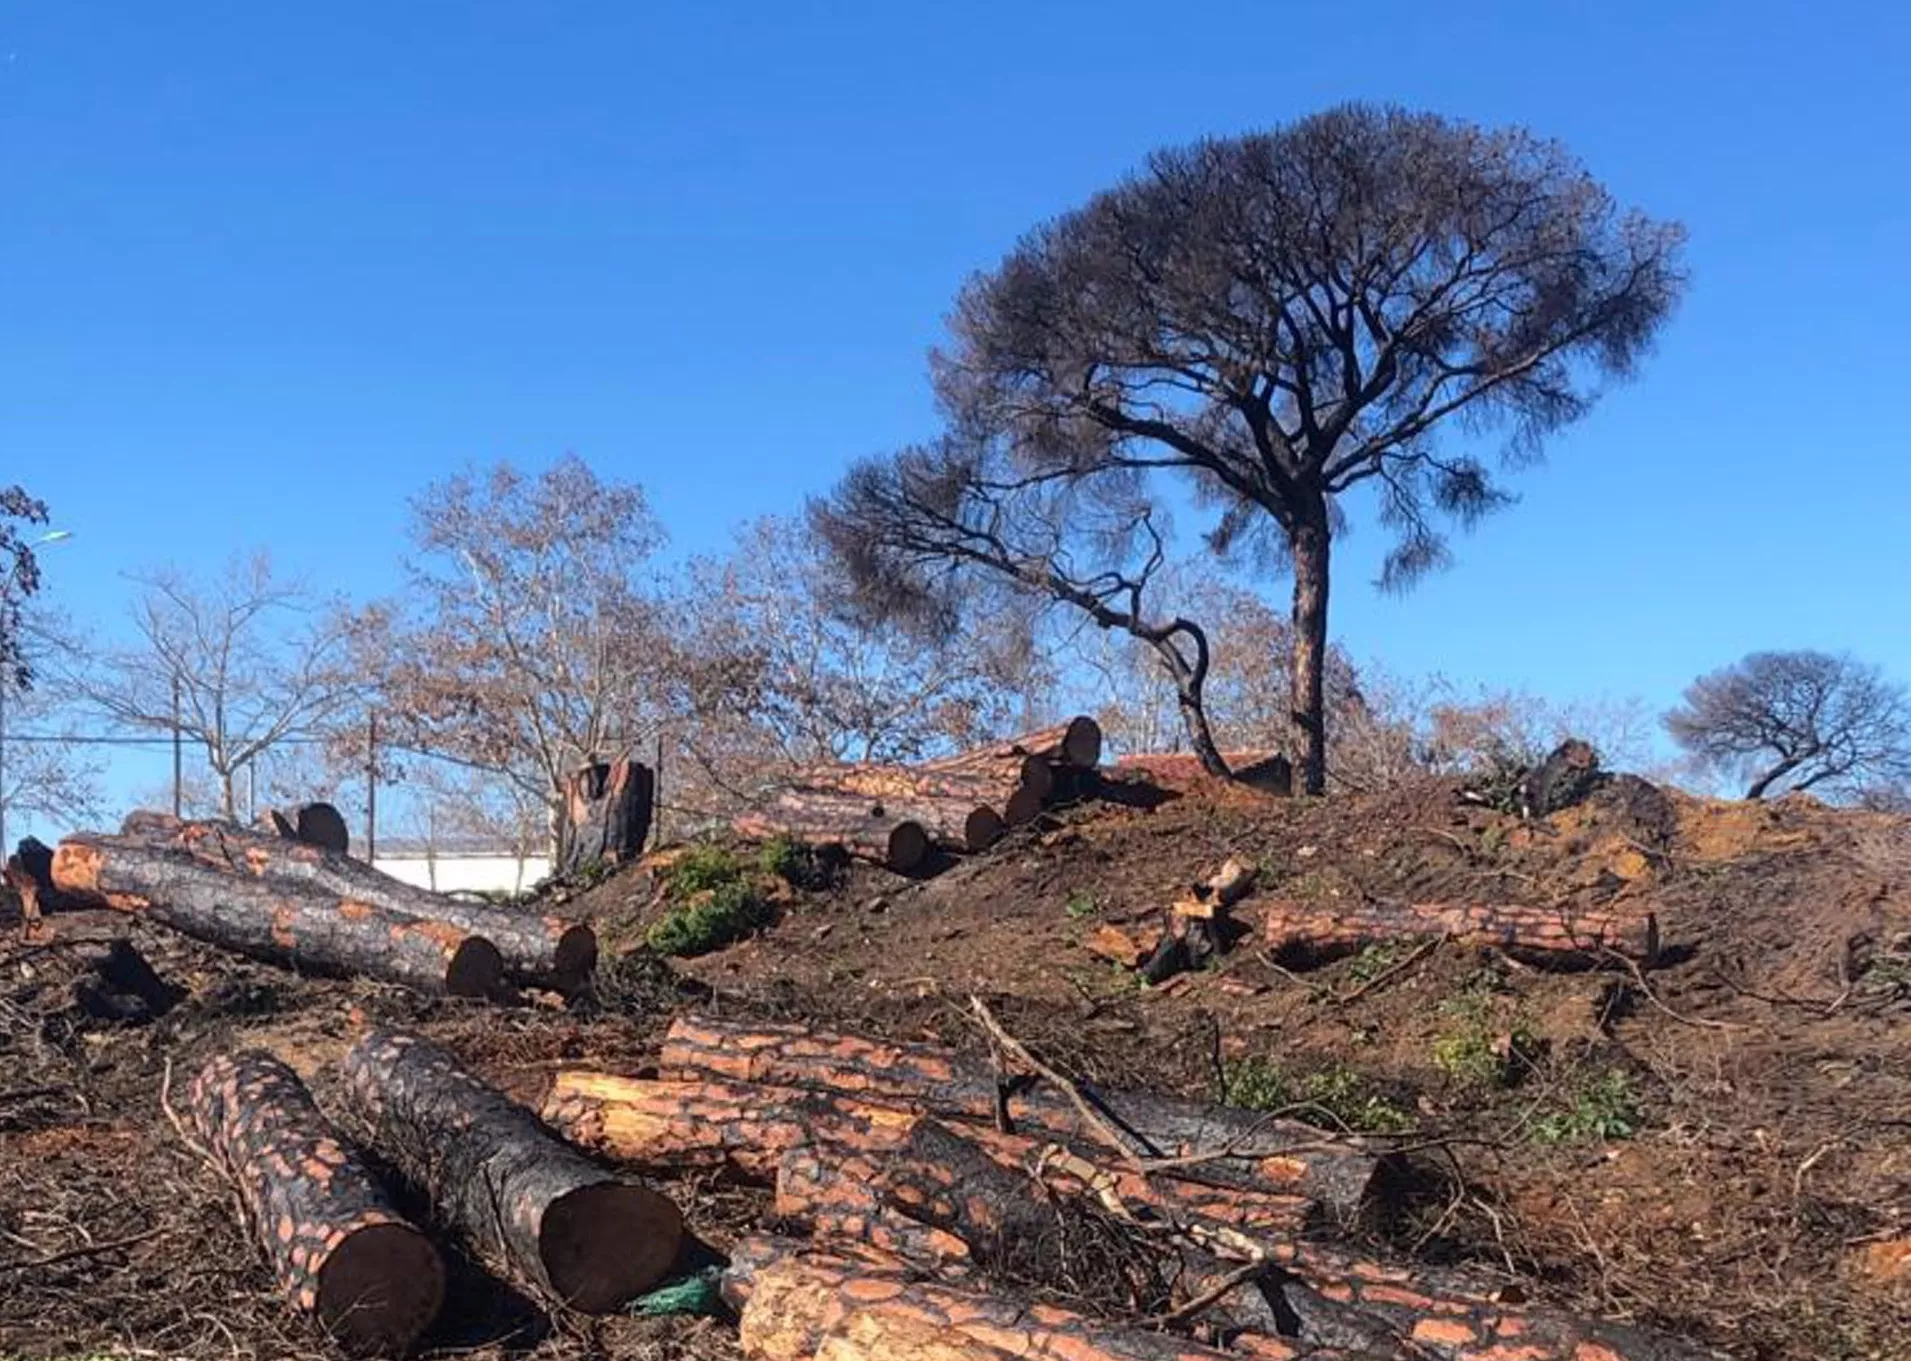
[1064,892,1099,920]
[1532,1068,1641,1144]
[664,843,747,898]
[646,878,773,957]
[758,834,834,890]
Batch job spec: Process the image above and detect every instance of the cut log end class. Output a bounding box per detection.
[445,937,507,998]
[316,1221,446,1356]
[539,1181,685,1311]
[887,821,931,874]
[551,925,600,990]
[1001,785,1044,827]
[962,807,1005,853]
[1059,716,1103,769]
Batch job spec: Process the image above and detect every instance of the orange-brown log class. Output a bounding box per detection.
[1260,899,1661,968]
[114,814,596,993]
[49,833,505,997]
[540,1073,1312,1238]
[797,761,1051,808]
[732,791,932,873]
[344,1029,682,1311]
[1112,752,1293,795]
[656,1015,1387,1220]
[722,1236,1383,1361]
[188,1050,444,1355]
[923,718,1104,773]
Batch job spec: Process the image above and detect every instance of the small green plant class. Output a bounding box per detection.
[664,843,746,898]
[1062,891,1099,920]
[1346,941,1405,983]
[758,834,832,889]
[1433,985,1539,1087]
[1532,1068,1641,1144]
[1222,1058,1413,1133]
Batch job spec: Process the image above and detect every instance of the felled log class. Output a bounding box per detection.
[733,790,932,874]
[925,717,1104,774]
[560,758,655,877]
[722,1236,1381,1361]
[343,1029,682,1311]
[1142,859,1260,984]
[188,1050,443,1356]
[117,815,596,993]
[657,1015,1387,1220]
[794,764,1041,838]
[50,834,505,997]
[774,1146,977,1270]
[4,835,64,930]
[1260,899,1661,968]
[543,1074,1312,1238]
[258,801,351,854]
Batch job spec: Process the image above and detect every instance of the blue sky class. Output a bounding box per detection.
[3,1,1909,812]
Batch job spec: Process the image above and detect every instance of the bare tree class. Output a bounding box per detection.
[357,456,673,851]
[934,104,1687,792]
[1664,651,1911,801]
[672,516,1041,800]
[71,554,356,819]
[1,617,104,833]
[815,438,1237,774]
[1,485,51,689]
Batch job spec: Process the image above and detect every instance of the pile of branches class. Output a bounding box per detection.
[544,1008,1724,1361]
[732,718,1105,874]
[6,805,599,1002]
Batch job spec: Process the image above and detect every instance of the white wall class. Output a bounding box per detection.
[372,852,550,896]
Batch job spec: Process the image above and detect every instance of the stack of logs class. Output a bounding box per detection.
[1086,857,1665,988]
[6,808,599,1000]
[543,1011,1723,1361]
[185,1031,683,1354]
[732,717,1105,874]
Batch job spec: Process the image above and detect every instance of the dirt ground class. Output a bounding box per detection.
[4,775,1907,1360]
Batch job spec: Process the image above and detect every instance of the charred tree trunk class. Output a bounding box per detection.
[544,1073,1318,1235]
[924,717,1104,774]
[116,815,597,993]
[722,1237,1325,1361]
[732,791,932,873]
[342,1029,682,1311]
[560,759,655,877]
[49,834,506,997]
[1260,899,1661,968]
[1144,621,1231,779]
[656,1016,1387,1221]
[1289,518,1331,798]
[187,1050,444,1356]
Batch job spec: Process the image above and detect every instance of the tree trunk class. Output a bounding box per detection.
[560,759,654,877]
[723,1237,1333,1361]
[1289,519,1331,797]
[187,1050,444,1356]
[652,1016,1389,1220]
[1743,752,1809,801]
[116,814,597,994]
[732,790,934,873]
[1260,899,1661,968]
[541,1074,1315,1237]
[49,833,506,997]
[342,1029,682,1311]
[923,718,1103,773]
[1147,624,1231,779]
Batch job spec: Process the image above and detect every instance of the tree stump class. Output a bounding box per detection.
[560,759,655,877]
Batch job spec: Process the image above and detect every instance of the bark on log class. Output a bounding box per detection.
[50,834,505,998]
[924,718,1104,773]
[561,759,655,876]
[116,815,596,993]
[798,762,1052,809]
[1112,753,1293,796]
[733,791,933,873]
[1260,899,1661,968]
[257,801,351,854]
[540,1074,1313,1238]
[722,1237,1384,1361]
[656,1016,1387,1221]
[187,1050,444,1356]
[342,1029,682,1311]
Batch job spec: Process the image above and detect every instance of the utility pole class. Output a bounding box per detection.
[171,673,183,817]
[365,712,378,864]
